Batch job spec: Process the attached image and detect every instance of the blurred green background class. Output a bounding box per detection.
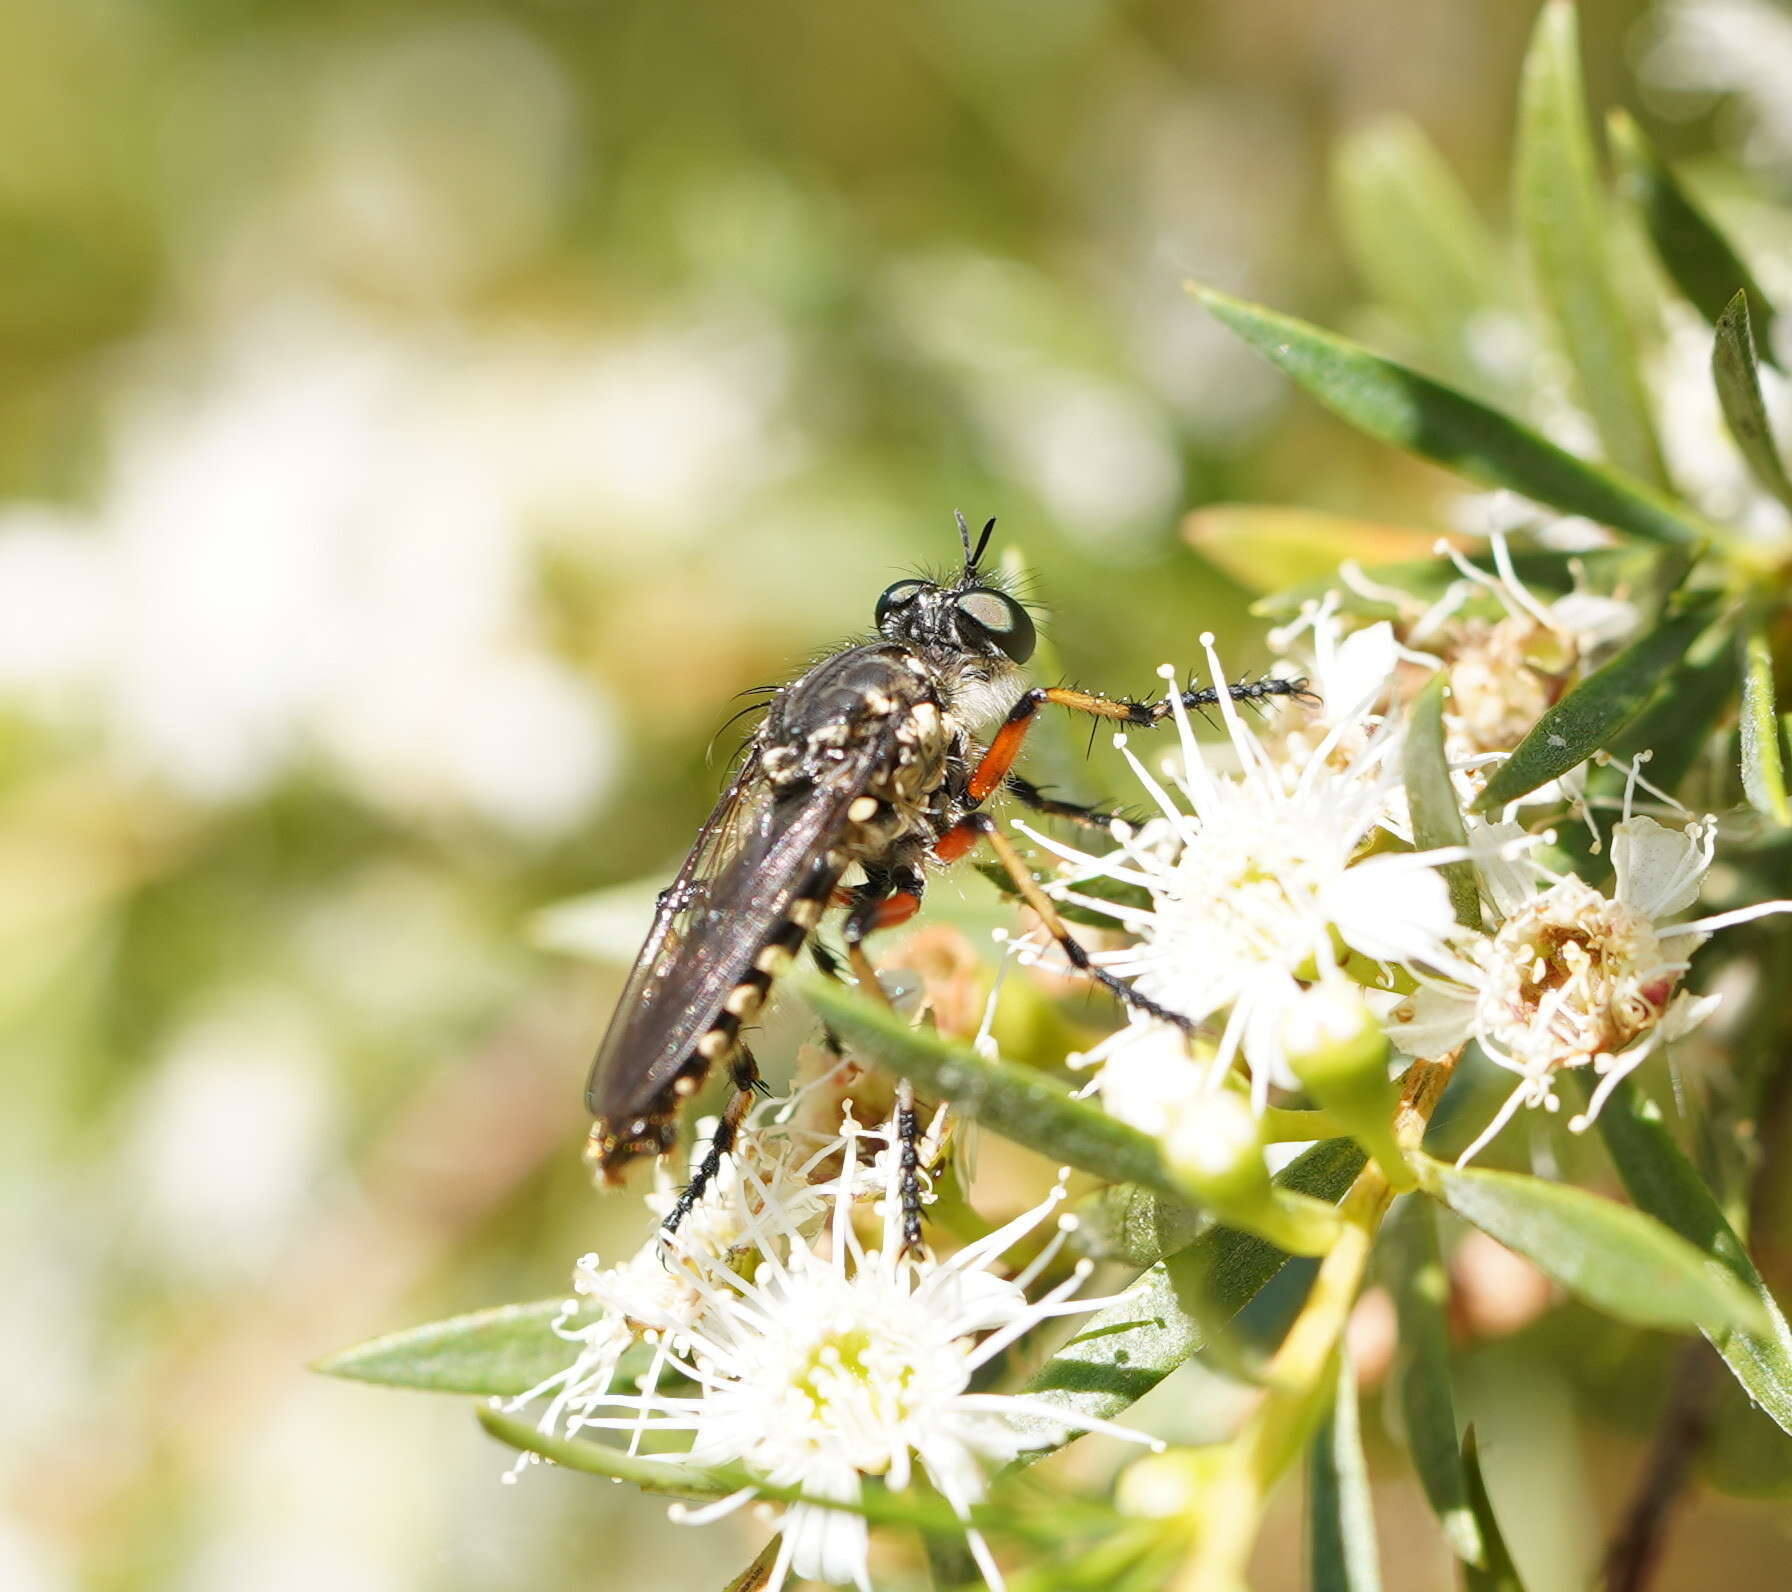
[4,1,1788,1587]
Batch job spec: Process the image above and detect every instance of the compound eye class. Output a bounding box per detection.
[875,579,929,629]
[955,589,1036,663]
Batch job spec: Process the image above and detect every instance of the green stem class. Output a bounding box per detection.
[1169,1053,1457,1592]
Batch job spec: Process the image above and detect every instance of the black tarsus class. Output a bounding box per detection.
[1145,672,1314,725]
[660,1052,760,1239]
[895,1085,923,1253]
[1003,774,1126,833]
[837,869,932,1253]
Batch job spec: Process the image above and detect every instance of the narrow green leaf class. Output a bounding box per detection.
[803,980,1176,1194]
[1587,1075,1792,1436]
[1550,614,1738,887]
[316,1299,600,1396]
[1713,293,1792,511]
[1187,283,1709,548]
[1741,619,1792,825]
[1610,108,1778,359]
[1515,1,1666,485]
[1185,503,1446,596]
[1252,545,1647,623]
[1077,1182,1207,1269]
[1461,1430,1528,1592]
[1471,597,1719,812]
[1385,1201,1484,1566]
[1421,1161,1769,1335]
[976,860,1151,930]
[1310,1352,1384,1592]
[1015,1139,1367,1452]
[1404,675,1482,930]
[1600,611,1738,794]
[722,1540,781,1592]
[1332,117,1509,394]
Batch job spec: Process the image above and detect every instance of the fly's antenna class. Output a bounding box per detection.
[955,510,997,574]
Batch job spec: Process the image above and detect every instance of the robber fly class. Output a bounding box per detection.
[584,514,1310,1236]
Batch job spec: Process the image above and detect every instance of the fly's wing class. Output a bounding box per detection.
[583,749,768,1116]
[584,735,881,1121]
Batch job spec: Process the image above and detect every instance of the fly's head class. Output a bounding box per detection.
[874,512,1037,681]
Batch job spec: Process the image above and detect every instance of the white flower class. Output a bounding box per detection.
[538,1114,1153,1591]
[1263,596,1415,781]
[508,1109,885,1463]
[1272,533,1638,813]
[1387,802,1792,1160]
[0,298,621,835]
[1023,636,1464,1110]
[1409,537,1636,780]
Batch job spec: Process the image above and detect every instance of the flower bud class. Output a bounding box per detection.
[1165,1089,1271,1211]
[1164,1090,1339,1255]
[1283,980,1410,1189]
[1117,1448,1227,1521]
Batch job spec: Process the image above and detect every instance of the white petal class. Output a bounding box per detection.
[1611,816,1707,918]
[1466,820,1537,921]
[1380,984,1477,1060]
[1551,592,1637,651]
[1660,989,1722,1042]
[783,1500,871,1590]
[1327,622,1399,719]
[1322,854,1456,964]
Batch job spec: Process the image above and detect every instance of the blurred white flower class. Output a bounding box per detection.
[487,316,800,542]
[1022,639,1463,1108]
[0,511,117,702]
[535,1111,1151,1592]
[1077,1018,1206,1142]
[0,298,626,835]
[123,993,340,1279]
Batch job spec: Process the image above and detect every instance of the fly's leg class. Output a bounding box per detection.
[894,1080,923,1254]
[966,676,1314,804]
[1002,774,1128,834]
[949,676,1310,1030]
[807,940,850,1057]
[660,1049,759,1239]
[841,868,925,998]
[841,870,929,1252]
[936,812,1193,1033]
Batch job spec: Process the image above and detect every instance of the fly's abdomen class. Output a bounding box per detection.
[584,850,844,1181]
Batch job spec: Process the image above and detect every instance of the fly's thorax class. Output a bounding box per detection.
[760,642,947,793]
